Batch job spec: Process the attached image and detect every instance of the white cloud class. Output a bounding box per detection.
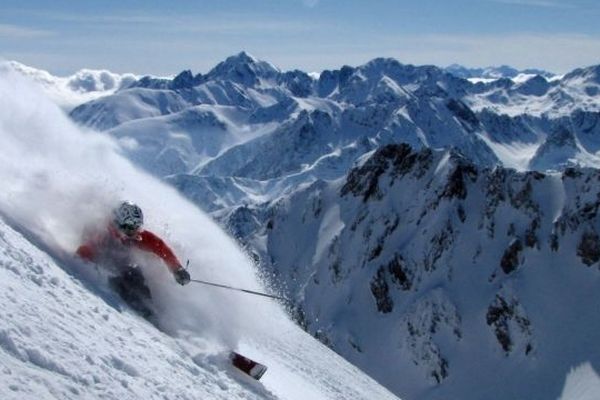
[302,0,320,8]
[13,11,321,35]
[173,19,321,34]
[0,23,54,38]
[488,0,575,8]
[368,32,600,73]
[241,32,600,74]
[9,31,600,76]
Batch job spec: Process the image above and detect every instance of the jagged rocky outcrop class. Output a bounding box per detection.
[341,143,432,202]
[237,143,600,399]
[577,230,600,266]
[370,266,394,313]
[486,291,533,355]
[500,238,523,274]
[400,289,461,384]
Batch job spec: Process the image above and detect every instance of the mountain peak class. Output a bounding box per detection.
[365,57,403,68]
[170,69,203,89]
[563,64,600,85]
[206,51,280,85]
[515,74,550,96]
[529,125,578,170]
[446,64,555,80]
[226,51,258,65]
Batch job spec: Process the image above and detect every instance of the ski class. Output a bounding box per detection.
[229,351,268,380]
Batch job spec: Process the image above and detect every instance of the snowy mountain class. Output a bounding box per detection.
[247,143,600,399]
[463,69,600,118]
[445,63,557,82]
[5,61,137,111]
[67,54,600,189]
[7,53,600,399]
[62,54,600,232]
[0,65,398,400]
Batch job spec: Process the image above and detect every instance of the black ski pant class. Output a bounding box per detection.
[109,266,153,317]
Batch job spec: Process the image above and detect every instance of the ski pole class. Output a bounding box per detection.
[189,279,289,302]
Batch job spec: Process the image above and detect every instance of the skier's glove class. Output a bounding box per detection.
[174,267,191,286]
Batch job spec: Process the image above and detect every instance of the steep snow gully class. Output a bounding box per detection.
[0,66,397,399]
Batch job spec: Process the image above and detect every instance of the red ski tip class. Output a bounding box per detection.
[230,351,268,380]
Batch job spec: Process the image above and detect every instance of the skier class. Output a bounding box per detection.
[76,201,191,316]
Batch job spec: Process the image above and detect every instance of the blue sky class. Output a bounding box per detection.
[1,0,600,75]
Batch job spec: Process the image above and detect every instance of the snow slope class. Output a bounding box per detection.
[251,144,600,400]
[0,62,397,400]
[559,363,600,400]
[0,217,397,400]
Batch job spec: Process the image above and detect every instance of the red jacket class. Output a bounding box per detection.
[76,224,182,273]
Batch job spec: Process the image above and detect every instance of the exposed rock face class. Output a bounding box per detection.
[387,255,412,291]
[170,69,202,89]
[401,290,461,384]
[441,160,478,200]
[486,293,533,355]
[239,144,600,399]
[577,230,600,266]
[341,143,431,202]
[370,254,413,313]
[370,266,394,313]
[500,238,523,274]
[446,98,479,127]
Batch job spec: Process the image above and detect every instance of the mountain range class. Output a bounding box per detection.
[252,143,600,399]
[444,64,557,81]
[9,54,600,400]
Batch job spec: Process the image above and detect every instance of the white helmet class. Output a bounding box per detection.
[113,201,144,234]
